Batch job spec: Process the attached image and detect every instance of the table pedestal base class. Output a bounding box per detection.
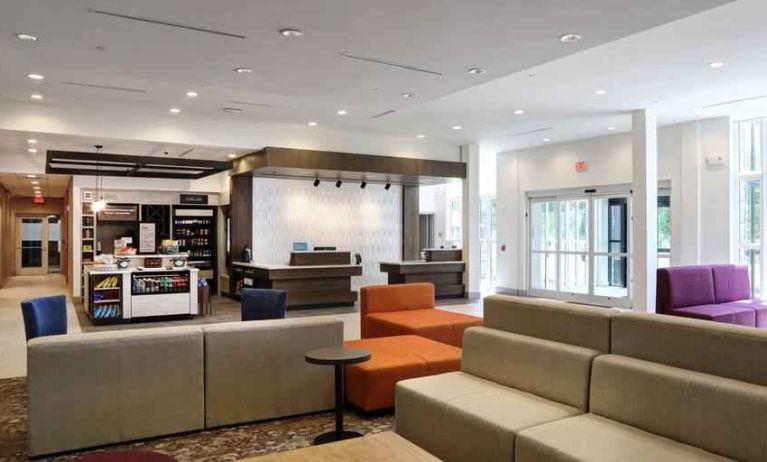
[313,430,363,445]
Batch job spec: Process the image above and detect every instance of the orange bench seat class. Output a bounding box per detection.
[361,283,482,347]
[344,335,461,412]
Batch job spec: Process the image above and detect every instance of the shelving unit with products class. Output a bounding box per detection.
[81,202,96,264]
[87,272,123,325]
[172,206,217,292]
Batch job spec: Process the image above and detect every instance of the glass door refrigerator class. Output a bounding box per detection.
[172,205,217,292]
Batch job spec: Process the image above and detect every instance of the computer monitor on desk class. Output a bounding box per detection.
[292,242,308,251]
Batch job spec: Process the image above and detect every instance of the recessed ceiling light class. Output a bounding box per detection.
[708,61,725,69]
[452,125,463,130]
[222,107,243,113]
[186,91,198,97]
[227,153,237,159]
[28,148,38,153]
[26,174,37,178]
[27,139,38,144]
[33,186,41,190]
[234,67,253,74]
[559,33,582,43]
[543,138,551,142]
[169,108,181,114]
[402,92,415,98]
[467,67,487,75]
[337,109,347,115]
[26,73,44,81]
[15,33,38,42]
[308,121,318,127]
[279,28,303,37]
[30,94,43,100]
[30,180,39,185]
[607,126,616,131]
[514,109,525,115]
[595,89,608,95]
[417,134,426,139]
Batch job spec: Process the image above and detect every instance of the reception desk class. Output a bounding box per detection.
[379,261,465,299]
[232,250,362,308]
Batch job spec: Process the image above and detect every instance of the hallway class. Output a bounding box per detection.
[0,275,79,379]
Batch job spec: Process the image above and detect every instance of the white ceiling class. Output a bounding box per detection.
[0,0,747,156]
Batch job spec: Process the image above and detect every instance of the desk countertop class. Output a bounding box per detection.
[233,261,362,270]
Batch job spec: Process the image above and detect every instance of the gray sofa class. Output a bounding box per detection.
[395,295,767,462]
[27,318,342,456]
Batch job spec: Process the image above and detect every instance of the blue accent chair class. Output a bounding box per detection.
[21,295,68,341]
[241,288,287,321]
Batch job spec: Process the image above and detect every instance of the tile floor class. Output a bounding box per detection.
[0,274,483,379]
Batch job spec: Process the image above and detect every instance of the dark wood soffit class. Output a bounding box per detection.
[46,150,231,179]
[231,147,466,179]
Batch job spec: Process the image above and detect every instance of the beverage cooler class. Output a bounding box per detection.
[131,270,196,317]
[87,272,125,325]
[173,206,217,292]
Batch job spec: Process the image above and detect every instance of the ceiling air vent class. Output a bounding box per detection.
[372,109,396,119]
[341,53,442,76]
[60,81,146,93]
[88,8,246,39]
[512,127,554,136]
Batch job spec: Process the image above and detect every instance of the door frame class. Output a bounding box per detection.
[527,190,633,308]
[15,214,49,275]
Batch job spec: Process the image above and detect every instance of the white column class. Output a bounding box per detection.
[674,121,701,265]
[632,109,658,312]
[462,144,481,297]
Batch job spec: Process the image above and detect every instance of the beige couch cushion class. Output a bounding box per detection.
[516,414,734,462]
[28,326,204,456]
[612,311,767,386]
[462,327,600,410]
[590,355,767,462]
[204,318,342,428]
[483,295,612,351]
[396,371,580,462]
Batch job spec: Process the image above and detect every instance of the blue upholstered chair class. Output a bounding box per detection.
[21,295,68,341]
[241,288,287,321]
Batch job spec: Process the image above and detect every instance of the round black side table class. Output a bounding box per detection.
[305,347,371,445]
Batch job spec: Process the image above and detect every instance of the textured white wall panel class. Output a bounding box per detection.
[252,178,402,289]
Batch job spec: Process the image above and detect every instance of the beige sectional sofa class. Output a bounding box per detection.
[27,318,342,456]
[396,295,767,462]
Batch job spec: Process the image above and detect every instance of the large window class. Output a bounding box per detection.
[529,192,631,307]
[736,118,764,297]
[479,195,497,291]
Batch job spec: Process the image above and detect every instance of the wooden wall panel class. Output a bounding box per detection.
[402,185,420,261]
[0,185,10,288]
[230,174,253,261]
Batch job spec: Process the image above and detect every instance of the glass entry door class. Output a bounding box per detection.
[529,193,631,307]
[16,216,49,275]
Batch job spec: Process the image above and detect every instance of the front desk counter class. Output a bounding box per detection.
[379,260,466,299]
[84,266,199,325]
[231,261,363,308]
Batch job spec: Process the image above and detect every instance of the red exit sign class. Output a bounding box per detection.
[575,160,588,173]
[33,195,44,204]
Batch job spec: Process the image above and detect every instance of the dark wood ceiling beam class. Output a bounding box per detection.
[45,150,231,179]
[231,146,465,183]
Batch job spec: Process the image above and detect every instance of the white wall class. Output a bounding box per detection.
[251,177,402,289]
[419,183,463,249]
[496,116,731,293]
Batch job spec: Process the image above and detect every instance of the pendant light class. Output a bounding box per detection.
[91,144,107,212]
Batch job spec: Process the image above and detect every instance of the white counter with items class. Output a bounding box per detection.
[84,260,199,324]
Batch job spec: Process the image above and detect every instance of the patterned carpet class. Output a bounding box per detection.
[0,378,393,462]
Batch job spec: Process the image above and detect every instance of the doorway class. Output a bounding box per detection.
[16,215,61,275]
[528,192,631,307]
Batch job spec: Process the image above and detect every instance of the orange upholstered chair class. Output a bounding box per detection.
[344,335,461,411]
[360,283,482,347]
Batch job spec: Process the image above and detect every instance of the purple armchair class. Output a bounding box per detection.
[656,264,767,327]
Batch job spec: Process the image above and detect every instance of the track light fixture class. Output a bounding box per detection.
[313,178,320,187]
[360,181,367,189]
[385,182,391,190]
[336,179,342,188]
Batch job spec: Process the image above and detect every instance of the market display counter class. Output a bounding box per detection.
[84,266,199,324]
